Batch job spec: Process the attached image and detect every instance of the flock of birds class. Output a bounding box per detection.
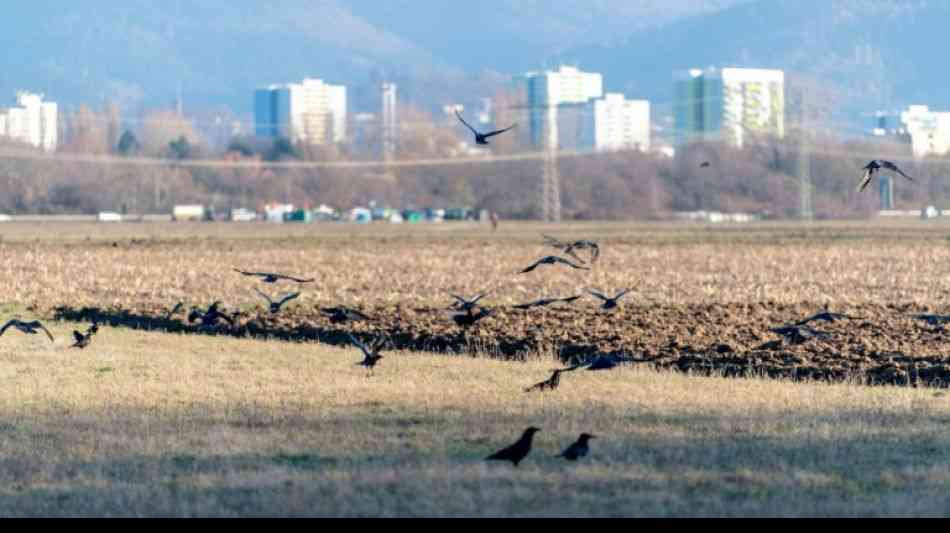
[0,155,928,467]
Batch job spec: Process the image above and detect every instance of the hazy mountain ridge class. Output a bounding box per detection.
[0,0,743,114]
[561,0,950,127]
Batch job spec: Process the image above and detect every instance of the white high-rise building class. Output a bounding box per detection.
[674,67,784,148]
[254,78,347,145]
[521,65,603,148]
[899,105,950,157]
[584,93,650,152]
[0,91,58,152]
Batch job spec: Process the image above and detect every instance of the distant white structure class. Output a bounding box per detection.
[0,91,58,152]
[584,93,651,152]
[254,78,347,145]
[520,65,603,148]
[381,82,397,161]
[899,105,950,157]
[674,67,785,148]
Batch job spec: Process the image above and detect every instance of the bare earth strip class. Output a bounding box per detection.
[5,220,950,386]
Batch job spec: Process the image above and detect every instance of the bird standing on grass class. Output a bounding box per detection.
[0,319,54,342]
[71,322,99,349]
[485,427,541,467]
[524,367,580,393]
[556,433,596,461]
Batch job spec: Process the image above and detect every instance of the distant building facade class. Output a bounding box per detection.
[674,67,784,148]
[0,91,58,152]
[586,93,650,152]
[254,78,347,145]
[898,105,950,157]
[520,65,603,149]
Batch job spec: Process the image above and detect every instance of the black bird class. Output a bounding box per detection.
[255,288,301,314]
[513,295,582,310]
[0,319,54,342]
[71,322,99,349]
[455,111,517,145]
[520,256,589,274]
[587,289,631,311]
[556,433,596,461]
[485,427,540,467]
[912,314,950,327]
[322,306,371,324]
[449,292,489,314]
[524,367,580,393]
[235,269,315,284]
[858,160,914,192]
[769,325,830,344]
[542,236,601,264]
[164,302,184,321]
[188,301,234,328]
[349,333,386,375]
[795,311,863,326]
[452,308,493,328]
[564,240,601,264]
[700,161,711,168]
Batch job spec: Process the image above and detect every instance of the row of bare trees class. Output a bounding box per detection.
[1,131,947,219]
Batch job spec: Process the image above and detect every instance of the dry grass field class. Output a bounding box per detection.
[2,219,950,516]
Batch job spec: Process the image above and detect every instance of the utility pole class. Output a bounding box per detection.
[798,87,813,222]
[540,105,561,222]
[381,82,397,181]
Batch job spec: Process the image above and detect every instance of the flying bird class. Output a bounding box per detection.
[71,322,99,349]
[858,160,914,192]
[794,311,863,326]
[449,292,489,314]
[255,288,301,314]
[587,289,631,311]
[455,110,517,145]
[513,295,582,310]
[0,319,54,342]
[556,433,596,461]
[322,306,371,324]
[542,236,601,264]
[520,256,589,274]
[234,269,315,284]
[700,161,711,168]
[485,427,541,467]
[349,333,386,375]
[452,308,493,328]
[188,301,234,328]
[769,325,830,344]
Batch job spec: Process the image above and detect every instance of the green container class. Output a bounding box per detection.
[283,210,313,223]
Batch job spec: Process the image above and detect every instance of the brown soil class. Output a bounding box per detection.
[53,300,950,389]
